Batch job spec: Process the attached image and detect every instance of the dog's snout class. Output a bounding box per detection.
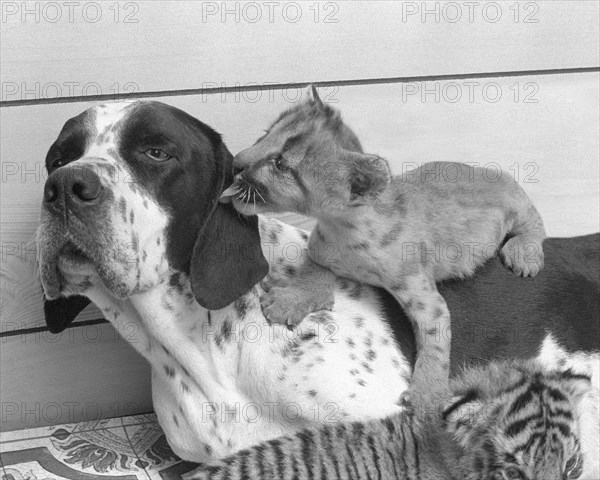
[44,165,103,211]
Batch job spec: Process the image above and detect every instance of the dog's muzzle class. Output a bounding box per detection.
[38,162,112,299]
[43,164,105,216]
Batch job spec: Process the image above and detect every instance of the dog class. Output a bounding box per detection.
[38,100,599,475]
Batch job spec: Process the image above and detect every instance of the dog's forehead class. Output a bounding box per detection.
[93,101,137,133]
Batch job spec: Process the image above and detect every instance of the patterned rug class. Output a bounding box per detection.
[0,415,198,480]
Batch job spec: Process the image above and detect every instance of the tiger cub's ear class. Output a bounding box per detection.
[344,151,391,204]
[556,370,592,407]
[442,390,485,447]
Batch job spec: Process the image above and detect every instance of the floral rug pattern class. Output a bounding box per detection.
[0,415,198,480]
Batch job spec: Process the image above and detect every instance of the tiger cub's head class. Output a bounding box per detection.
[443,361,591,480]
[225,86,391,217]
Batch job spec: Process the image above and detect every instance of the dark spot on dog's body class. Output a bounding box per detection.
[129,210,135,224]
[357,379,366,387]
[349,393,357,399]
[354,316,364,329]
[365,349,376,361]
[221,318,233,342]
[308,389,317,398]
[118,197,127,223]
[164,365,175,377]
[234,296,251,318]
[346,338,355,348]
[362,362,374,374]
[172,414,179,427]
[311,311,333,324]
[169,272,185,294]
[181,381,191,393]
[131,232,139,252]
[364,334,373,348]
[299,231,309,241]
[350,368,359,376]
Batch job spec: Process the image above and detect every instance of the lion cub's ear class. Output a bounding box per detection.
[344,151,391,204]
[305,84,324,108]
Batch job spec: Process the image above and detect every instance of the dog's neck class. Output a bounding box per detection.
[85,271,232,400]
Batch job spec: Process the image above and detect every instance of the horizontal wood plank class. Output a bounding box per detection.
[1,1,599,102]
[0,322,152,431]
[1,72,598,334]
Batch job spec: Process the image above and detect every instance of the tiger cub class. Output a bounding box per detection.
[222,85,546,395]
[184,361,591,480]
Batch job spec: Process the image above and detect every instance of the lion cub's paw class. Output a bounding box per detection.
[500,236,544,277]
[260,278,334,327]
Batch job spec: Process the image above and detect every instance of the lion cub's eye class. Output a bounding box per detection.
[145,148,171,161]
[272,155,286,170]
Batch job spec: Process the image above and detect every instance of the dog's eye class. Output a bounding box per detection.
[145,148,171,161]
[51,158,67,169]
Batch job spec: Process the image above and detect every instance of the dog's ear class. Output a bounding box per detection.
[345,151,391,204]
[190,204,269,310]
[44,295,91,333]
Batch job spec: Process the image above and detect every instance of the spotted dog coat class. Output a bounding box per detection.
[38,101,599,478]
[37,101,409,462]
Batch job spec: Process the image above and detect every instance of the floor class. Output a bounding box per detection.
[0,414,199,480]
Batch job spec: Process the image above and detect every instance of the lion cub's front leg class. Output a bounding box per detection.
[261,257,336,327]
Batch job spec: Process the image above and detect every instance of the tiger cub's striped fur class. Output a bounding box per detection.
[185,361,591,480]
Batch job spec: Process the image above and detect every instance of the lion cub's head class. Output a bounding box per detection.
[225,86,391,218]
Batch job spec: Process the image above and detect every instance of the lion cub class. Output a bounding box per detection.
[223,86,545,392]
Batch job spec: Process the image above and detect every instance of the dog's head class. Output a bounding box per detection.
[38,101,268,332]
[226,86,390,218]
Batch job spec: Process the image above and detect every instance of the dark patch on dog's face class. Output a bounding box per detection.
[45,110,96,173]
[116,102,223,272]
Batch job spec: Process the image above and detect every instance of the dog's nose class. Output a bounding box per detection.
[43,165,103,211]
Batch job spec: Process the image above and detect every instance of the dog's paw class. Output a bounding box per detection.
[260,280,333,327]
[500,236,544,277]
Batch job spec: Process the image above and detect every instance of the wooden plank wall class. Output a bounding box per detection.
[1,1,599,431]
